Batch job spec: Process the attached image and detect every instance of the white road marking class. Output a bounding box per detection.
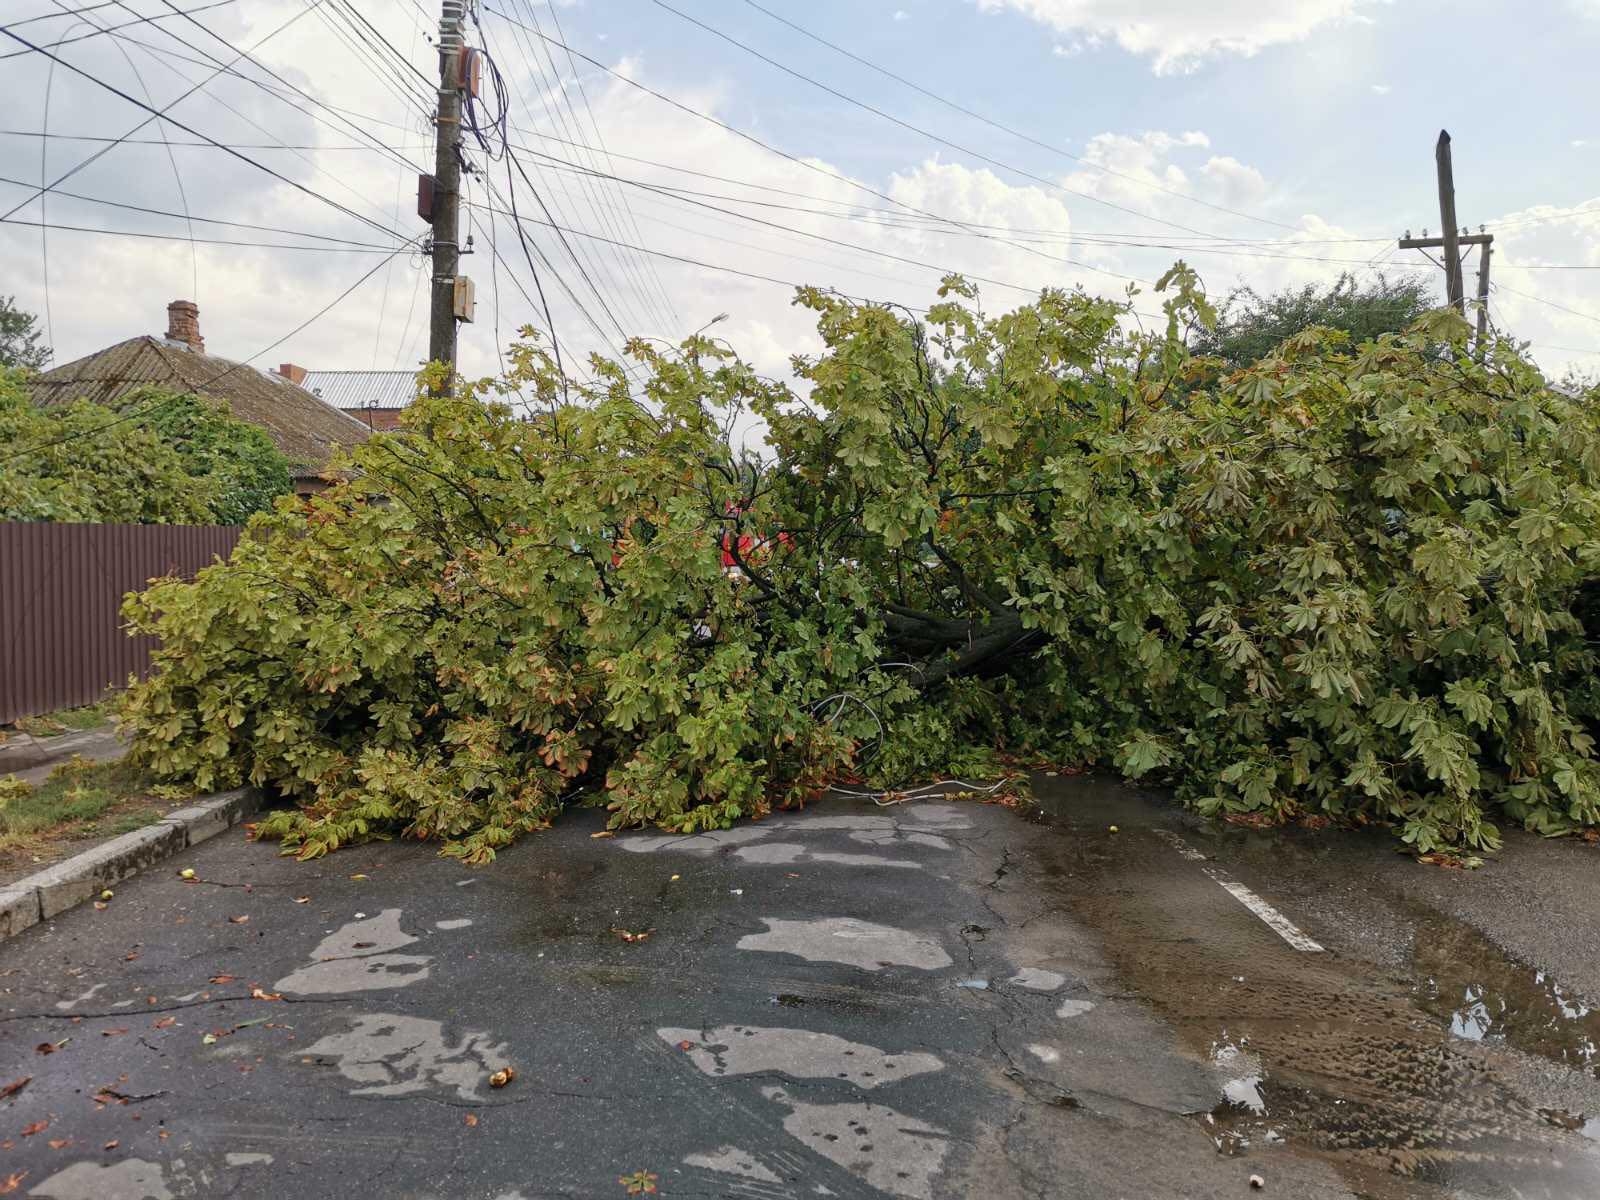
[1154,831,1325,953]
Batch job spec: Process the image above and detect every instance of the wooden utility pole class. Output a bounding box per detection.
[428,0,467,384]
[1435,131,1464,313]
[1475,236,1493,347]
[1398,129,1493,347]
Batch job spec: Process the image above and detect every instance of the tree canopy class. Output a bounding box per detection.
[118,267,1600,861]
[0,296,51,371]
[1191,272,1435,368]
[0,374,292,524]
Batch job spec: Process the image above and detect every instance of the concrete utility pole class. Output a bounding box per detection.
[1398,130,1494,349]
[428,0,467,384]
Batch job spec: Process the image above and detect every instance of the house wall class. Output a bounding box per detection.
[0,522,242,724]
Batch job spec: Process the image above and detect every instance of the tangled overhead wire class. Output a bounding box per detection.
[462,45,510,161]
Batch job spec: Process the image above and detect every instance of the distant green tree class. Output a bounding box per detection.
[140,392,293,524]
[0,377,292,524]
[1192,272,1435,367]
[0,296,51,371]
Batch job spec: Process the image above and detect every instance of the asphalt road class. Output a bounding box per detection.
[2,774,1599,1199]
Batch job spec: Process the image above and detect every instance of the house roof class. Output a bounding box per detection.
[27,336,373,473]
[301,370,417,410]
[341,407,408,433]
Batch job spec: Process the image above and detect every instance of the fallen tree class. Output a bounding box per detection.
[120,268,1600,859]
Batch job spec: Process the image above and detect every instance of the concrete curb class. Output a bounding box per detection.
[0,787,261,942]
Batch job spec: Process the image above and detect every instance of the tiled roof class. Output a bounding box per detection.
[27,337,372,472]
[301,370,418,410]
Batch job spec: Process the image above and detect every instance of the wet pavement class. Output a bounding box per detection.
[1,774,1598,1198]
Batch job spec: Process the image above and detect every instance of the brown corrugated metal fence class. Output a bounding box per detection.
[0,522,241,724]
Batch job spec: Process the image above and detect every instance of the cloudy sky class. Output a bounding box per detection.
[2,0,1598,390]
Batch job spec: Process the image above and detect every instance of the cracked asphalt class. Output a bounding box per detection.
[3,774,1600,1198]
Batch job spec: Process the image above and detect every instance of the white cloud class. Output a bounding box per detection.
[893,9,911,20]
[973,0,1376,73]
[1371,83,1391,95]
[3,0,1594,400]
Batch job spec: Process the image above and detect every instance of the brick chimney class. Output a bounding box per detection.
[165,300,204,353]
[277,362,308,386]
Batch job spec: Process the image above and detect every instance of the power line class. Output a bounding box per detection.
[0,215,397,251]
[482,6,1156,289]
[518,144,1451,276]
[0,0,240,60]
[142,0,431,180]
[1492,281,1600,328]
[78,7,426,239]
[74,1,200,298]
[732,0,1300,234]
[0,131,432,151]
[539,0,680,336]
[647,0,1238,241]
[485,8,671,337]
[0,19,411,244]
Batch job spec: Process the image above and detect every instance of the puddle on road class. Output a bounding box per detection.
[661,1024,943,1088]
[1410,909,1600,1077]
[761,1085,951,1200]
[738,916,954,972]
[1022,775,1600,1200]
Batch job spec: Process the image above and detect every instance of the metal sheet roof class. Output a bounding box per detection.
[301,370,418,410]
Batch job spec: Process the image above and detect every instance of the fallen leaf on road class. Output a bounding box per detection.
[102,1140,119,1151]
[590,831,616,839]
[0,1079,29,1101]
[20,1120,49,1137]
[34,1043,57,1056]
[123,951,140,962]
[619,1171,659,1195]
[610,927,653,943]
[96,1088,167,1106]
[47,1138,70,1150]
[293,896,310,904]
[158,1129,169,1140]
[201,1033,217,1045]
[209,974,236,985]
[463,1113,479,1127]
[145,996,157,1005]
[227,915,249,924]
[93,902,108,911]
[0,1171,26,1195]
[100,1029,128,1038]
[249,987,282,1001]
[348,873,369,881]
[153,1017,176,1030]
[488,1067,515,1088]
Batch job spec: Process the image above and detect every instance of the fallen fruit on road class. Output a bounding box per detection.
[488,1066,515,1088]
[178,868,195,880]
[99,889,114,901]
